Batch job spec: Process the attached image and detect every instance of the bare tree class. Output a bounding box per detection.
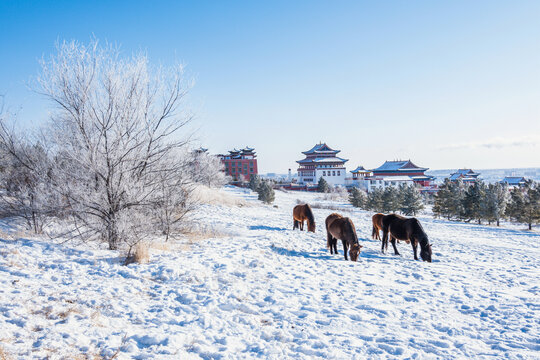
[37,39,194,249]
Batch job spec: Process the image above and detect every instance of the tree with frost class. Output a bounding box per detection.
[382,186,400,213]
[366,187,384,212]
[349,187,366,208]
[191,150,228,188]
[36,39,194,250]
[461,180,486,224]
[249,174,261,192]
[0,122,59,233]
[257,180,275,204]
[484,182,508,226]
[399,183,424,216]
[433,179,453,219]
[317,177,330,193]
[506,181,540,230]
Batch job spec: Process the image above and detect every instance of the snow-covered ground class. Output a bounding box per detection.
[1,187,539,359]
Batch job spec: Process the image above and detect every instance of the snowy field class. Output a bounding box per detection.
[0,187,539,359]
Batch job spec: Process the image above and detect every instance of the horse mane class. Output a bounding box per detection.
[345,218,359,245]
[305,204,315,225]
[411,218,429,246]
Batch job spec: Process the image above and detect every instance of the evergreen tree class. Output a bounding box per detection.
[382,186,400,213]
[257,180,275,204]
[399,183,425,216]
[367,187,385,212]
[349,187,366,208]
[506,181,540,230]
[484,182,508,226]
[249,174,261,192]
[461,180,486,224]
[317,177,330,193]
[433,178,454,219]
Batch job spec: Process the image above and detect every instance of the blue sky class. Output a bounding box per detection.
[1,0,539,173]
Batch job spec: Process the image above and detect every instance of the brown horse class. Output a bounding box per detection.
[381,214,432,262]
[371,213,384,240]
[325,213,362,261]
[293,204,316,232]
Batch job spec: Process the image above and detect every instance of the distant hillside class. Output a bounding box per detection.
[426,168,540,184]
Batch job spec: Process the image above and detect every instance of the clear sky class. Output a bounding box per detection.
[1,0,539,174]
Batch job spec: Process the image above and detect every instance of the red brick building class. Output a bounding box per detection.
[218,147,258,182]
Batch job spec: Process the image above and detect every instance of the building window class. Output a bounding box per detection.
[337,171,340,176]
[332,171,336,176]
[323,171,326,176]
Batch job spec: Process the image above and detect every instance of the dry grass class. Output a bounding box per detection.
[193,185,250,207]
[0,346,12,360]
[181,222,231,242]
[0,228,32,241]
[310,202,353,212]
[124,242,150,265]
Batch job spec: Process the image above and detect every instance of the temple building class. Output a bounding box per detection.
[449,169,481,183]
[371,160,434,187]
[500,176,527,188]
[297,143,348,186]
[218,147,258,182]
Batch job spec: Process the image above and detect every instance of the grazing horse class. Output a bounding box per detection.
[293,204,316,232]
[325,213,362,261]
[371,213,385,240]
[381,214,432,262]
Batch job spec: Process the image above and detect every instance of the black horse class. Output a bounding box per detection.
[381,214,432,262]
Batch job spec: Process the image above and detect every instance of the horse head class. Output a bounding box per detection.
[349,243,363,262]
[420,241,432,262]
[307,221,316,233]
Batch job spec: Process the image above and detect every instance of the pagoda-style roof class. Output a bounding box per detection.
[350,166,370,173]
[500,176,527,186]
[449,169,480,181]
[302,143,340,155]
[297,157,348,164]
[372,160,428,173]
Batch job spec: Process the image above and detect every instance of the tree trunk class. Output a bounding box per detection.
[496,219,500,226]
[529,223,532,230]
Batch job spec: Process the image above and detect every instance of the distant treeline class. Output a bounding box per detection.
[433,179,540,229]
[348,183,425,216]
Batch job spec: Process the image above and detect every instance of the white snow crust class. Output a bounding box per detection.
[0,187,538,359]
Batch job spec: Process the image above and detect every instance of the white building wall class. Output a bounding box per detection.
[315,168,346,186]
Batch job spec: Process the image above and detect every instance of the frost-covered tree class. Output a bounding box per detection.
[191,150,228,188]
[399,183,424,216]
[257,180,275,204]
[461,181,486,224]
[382,186,400,213]
[349,187,366,208]
[366,187,384,212]
[37,39,194,250]
[317,177,330,193]
[506,181,540,230]
[0,124,60,233]
[249,174,261,192]
[484,182,508,226]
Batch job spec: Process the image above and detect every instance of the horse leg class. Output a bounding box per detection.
[411,238,419,260]
[293,219,298,230]
[327,232,334,254]
[390,237,400,256]
[342,240,348,260]
[333,239,338,255]
[300,220,304,231]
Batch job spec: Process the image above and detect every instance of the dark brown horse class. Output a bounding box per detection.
[293,204,316,232]
[325,213,362,261]
[381,214,432,262]
[371,213,384,240]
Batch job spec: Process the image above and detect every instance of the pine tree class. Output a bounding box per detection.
[382,186,400,213]
[433,178,453,219]
[249,174,261,192]
[506,181,540,230]
[461,180,486,224]
[349,187,366,208]
[257,180,275,204]
[399,184,425,216]
[484,182,508,226]
[367,187,385,212]
[317,177,330,193]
